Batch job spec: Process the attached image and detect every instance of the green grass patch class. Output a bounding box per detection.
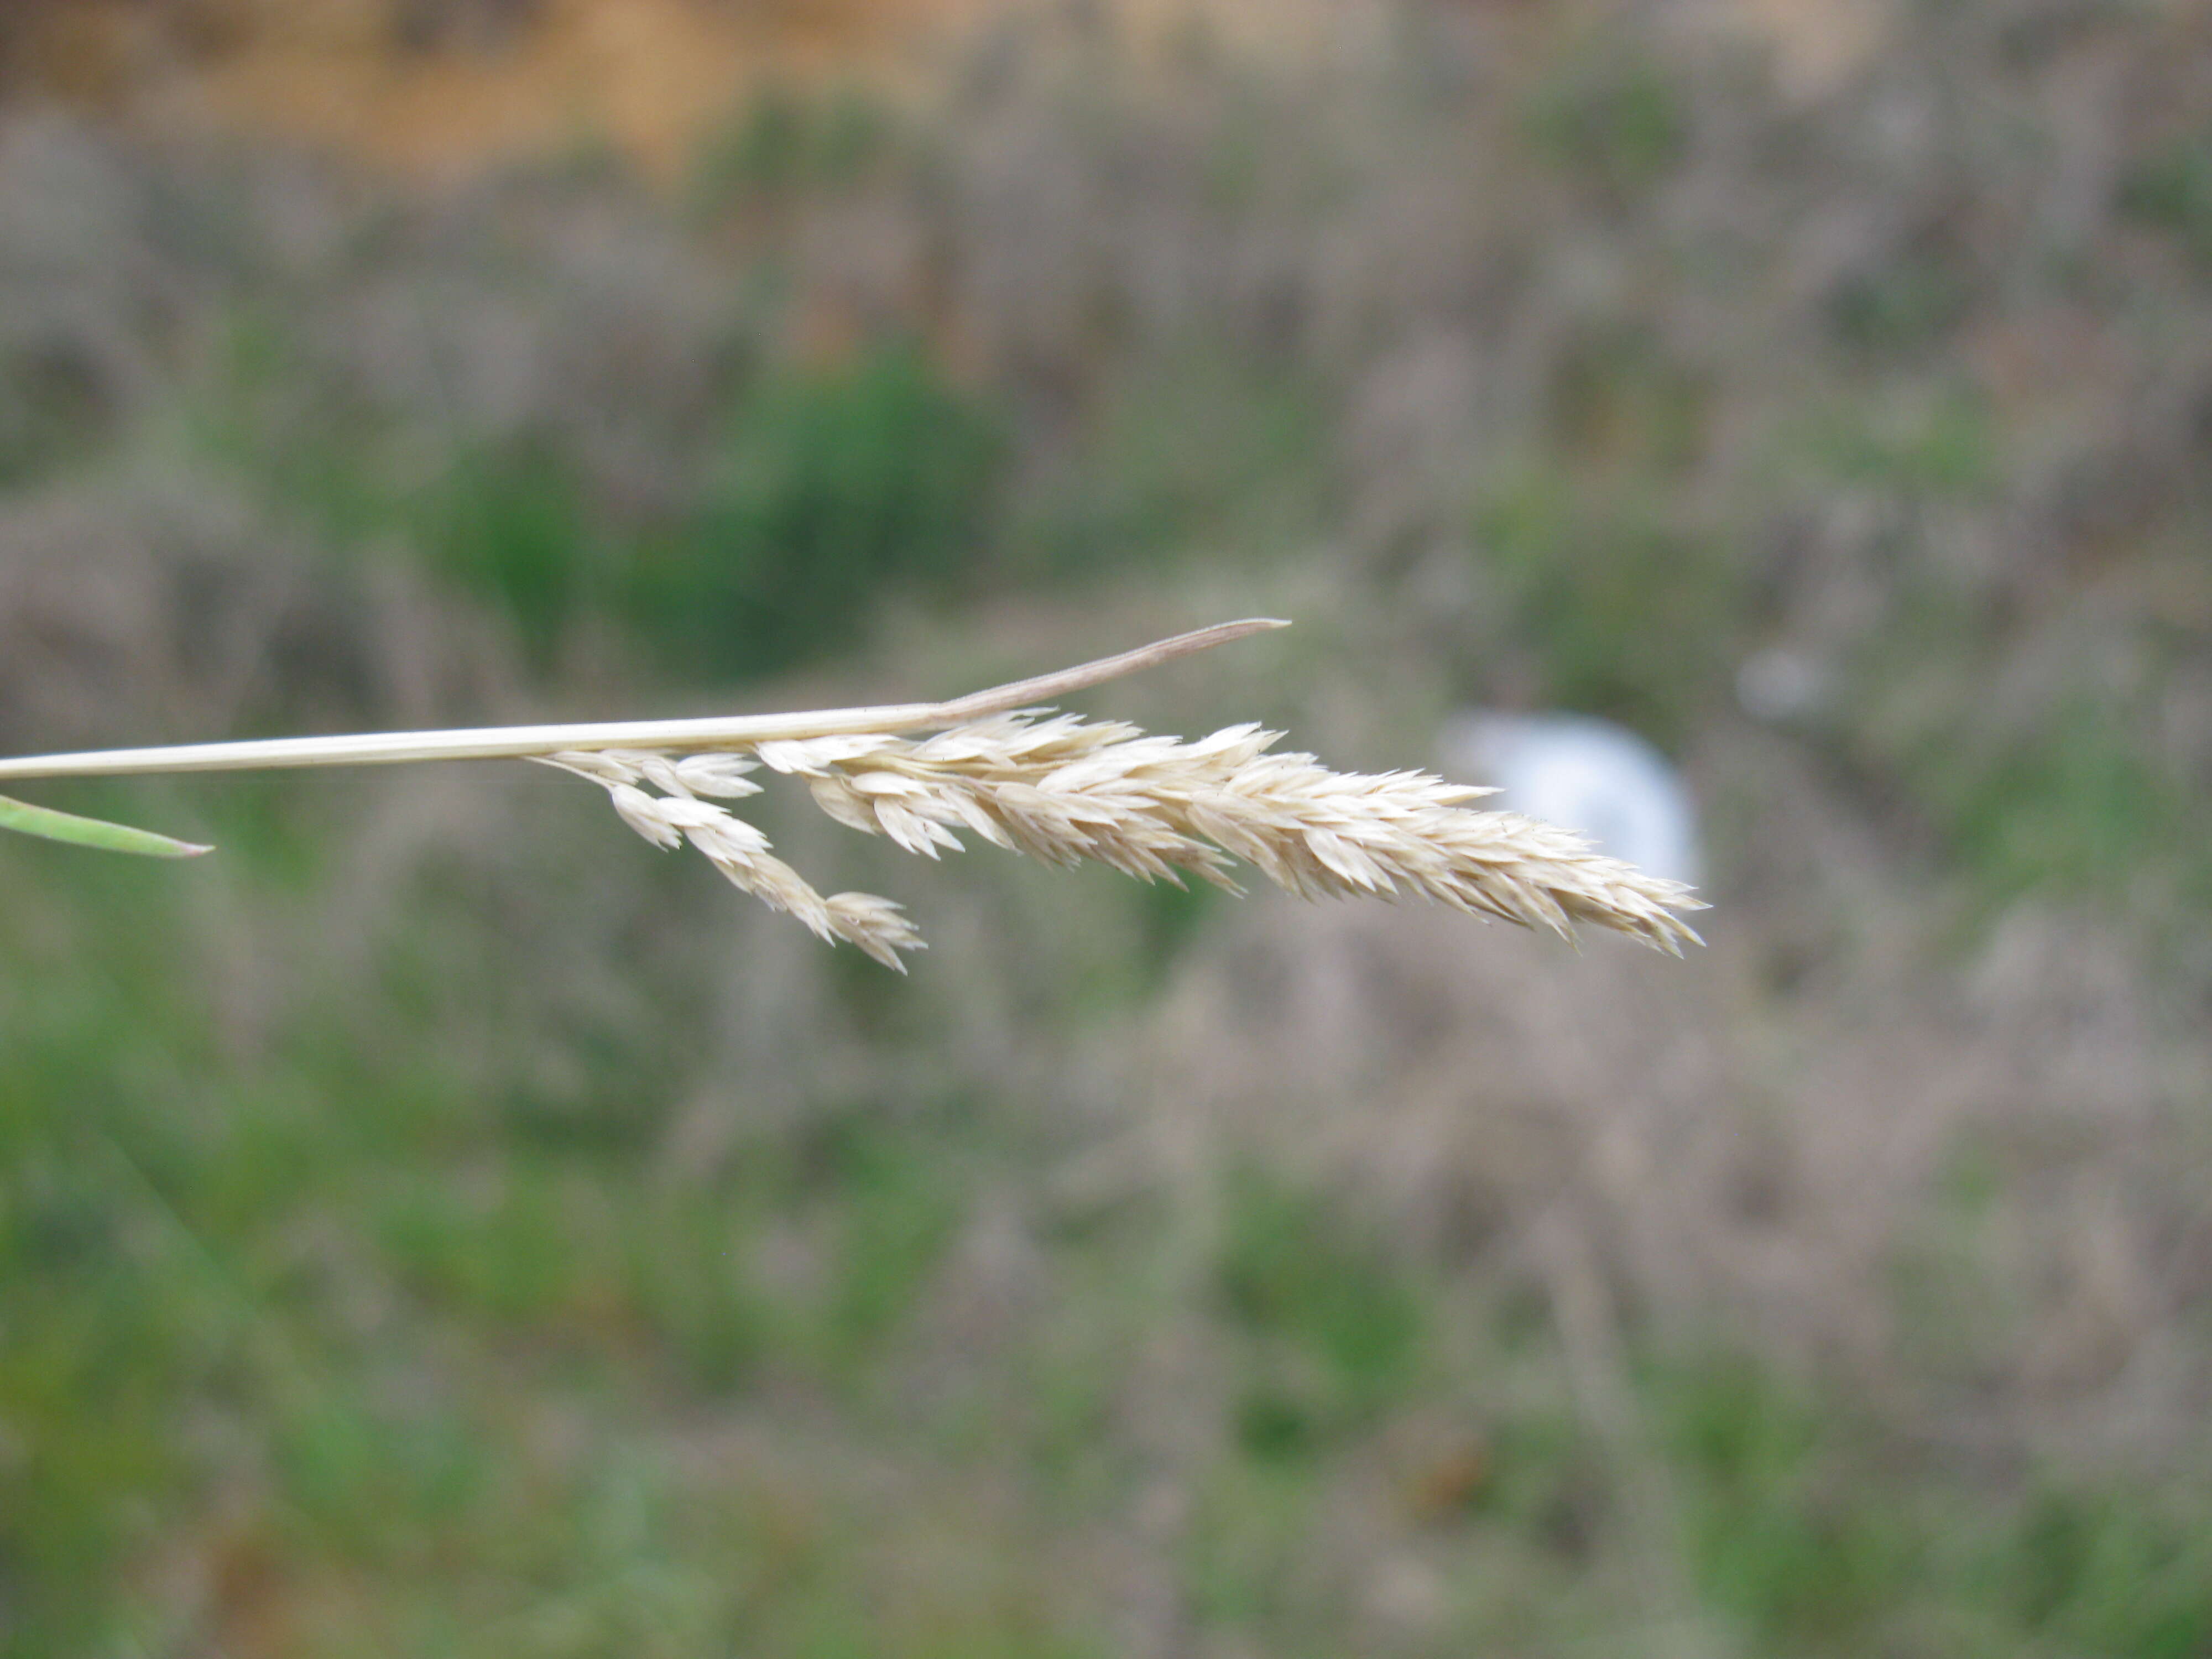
[1474,466,1744,747]
[1217,1170,1428,1451]
[1526,41,1688,200]
[629,338,1008,681]
[2121,122,2212,268]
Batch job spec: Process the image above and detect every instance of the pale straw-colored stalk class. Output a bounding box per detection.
[0,619,1703,967]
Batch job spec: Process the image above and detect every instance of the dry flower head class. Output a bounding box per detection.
[0,620,1705,968]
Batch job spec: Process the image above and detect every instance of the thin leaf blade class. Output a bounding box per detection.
[0,794,213,858]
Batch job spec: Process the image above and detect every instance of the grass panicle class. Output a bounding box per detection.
[0,620,1704,967]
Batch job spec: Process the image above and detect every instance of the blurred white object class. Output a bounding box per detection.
[1438,711,1703,887]
[1735,646,1831,724]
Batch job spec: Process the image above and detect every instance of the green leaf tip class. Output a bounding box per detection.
[0,794,213,859]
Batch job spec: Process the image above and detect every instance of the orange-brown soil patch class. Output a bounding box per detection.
[2,0,989,176]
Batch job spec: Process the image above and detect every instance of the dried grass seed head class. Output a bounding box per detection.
[555,705,1703,969]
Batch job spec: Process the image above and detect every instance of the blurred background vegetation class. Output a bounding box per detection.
[2,1,2210,1654]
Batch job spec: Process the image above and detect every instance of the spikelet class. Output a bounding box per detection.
[541,749,924,969]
